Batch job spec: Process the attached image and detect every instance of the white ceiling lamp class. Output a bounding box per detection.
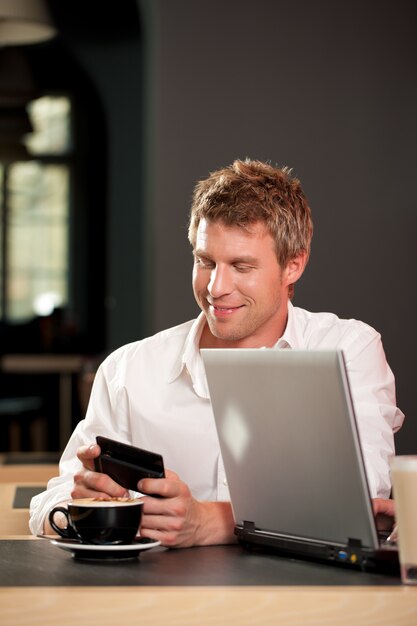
[0,0,57,46]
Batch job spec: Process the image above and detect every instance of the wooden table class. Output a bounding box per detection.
[0,465,58,535]
[0,354,84,450]
[0,463,58,483]
[0,484,45,534]
[0,537,416,626]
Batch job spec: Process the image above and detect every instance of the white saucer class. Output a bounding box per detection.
[50,537,161,560]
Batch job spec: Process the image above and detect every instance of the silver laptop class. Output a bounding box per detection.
[201,348,398,572]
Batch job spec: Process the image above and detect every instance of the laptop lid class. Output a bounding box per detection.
[202,348,388,566]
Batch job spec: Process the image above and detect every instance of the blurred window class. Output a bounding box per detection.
[26,96,72,156]
[0,95,71,322]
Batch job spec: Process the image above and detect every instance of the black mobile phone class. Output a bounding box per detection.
[94,436,165,492]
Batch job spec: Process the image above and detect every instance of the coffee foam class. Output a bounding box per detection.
[69,497,143,507]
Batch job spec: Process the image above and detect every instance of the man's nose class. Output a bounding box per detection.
[208,265,233,297]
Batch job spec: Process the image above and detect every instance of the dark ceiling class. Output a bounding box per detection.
[46,0,141,43]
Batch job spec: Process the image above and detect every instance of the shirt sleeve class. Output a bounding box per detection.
[342,324,404,499]
[29,359,132,536]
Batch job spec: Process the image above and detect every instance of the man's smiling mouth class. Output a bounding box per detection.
[209,303,245,314]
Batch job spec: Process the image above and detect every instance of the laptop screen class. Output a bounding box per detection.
[202,348,379,550]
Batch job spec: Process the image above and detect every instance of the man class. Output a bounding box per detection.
[30,159,403,545]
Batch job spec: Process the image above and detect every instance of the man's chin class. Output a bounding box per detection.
[207,322,247,345]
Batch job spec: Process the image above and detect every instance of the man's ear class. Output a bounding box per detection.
[283,251,308,287]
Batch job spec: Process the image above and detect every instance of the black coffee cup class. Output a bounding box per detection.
[48,497,144,545]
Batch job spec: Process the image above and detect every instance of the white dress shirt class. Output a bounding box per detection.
[29,302,404,535]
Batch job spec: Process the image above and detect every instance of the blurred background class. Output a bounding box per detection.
[0,0,415,457]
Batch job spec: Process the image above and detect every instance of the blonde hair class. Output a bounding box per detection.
[188,159,313,296]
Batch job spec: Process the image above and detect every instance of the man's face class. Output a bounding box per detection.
[192,218,293,348]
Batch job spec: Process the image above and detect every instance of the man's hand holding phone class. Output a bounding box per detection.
[73,437,165,499]
[72,437,235,548]
[73,443,130,500]
[93,436,165,492]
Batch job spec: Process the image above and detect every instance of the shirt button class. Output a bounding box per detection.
[223,478,228,486]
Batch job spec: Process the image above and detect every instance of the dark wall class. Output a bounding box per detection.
[47,0,146,353]
[139,0,417,453]
[35,0,416,454]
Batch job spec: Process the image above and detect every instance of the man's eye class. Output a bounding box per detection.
[234,265,252,272]
[196,258,214,268]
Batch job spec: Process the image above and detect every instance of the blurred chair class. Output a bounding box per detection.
[0,396,46,452]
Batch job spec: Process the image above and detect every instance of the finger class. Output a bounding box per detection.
[76,444,101,470]
[138,526,176,546]
[139,511,179,539]
[138,476,181,498]
[372,498,395,517]
[138,469,183,498]
[74,468,129,498]
[141,494,175,515]
[139,516,184,548]
[71,486,112,500]
[164,469,179,481]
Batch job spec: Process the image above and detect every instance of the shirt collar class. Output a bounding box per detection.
[168,302,305,397]
[273,301,304,349]
[167,312,207,388]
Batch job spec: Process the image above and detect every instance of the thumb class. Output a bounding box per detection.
[77,443,101,470]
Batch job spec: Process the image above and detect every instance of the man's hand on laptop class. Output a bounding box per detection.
[372,498,395,531]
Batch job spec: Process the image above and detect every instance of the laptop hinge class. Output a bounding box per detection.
[243,520,256,532]
[347,537,366,568]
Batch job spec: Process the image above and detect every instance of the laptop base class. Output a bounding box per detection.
[236,526,400,576]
